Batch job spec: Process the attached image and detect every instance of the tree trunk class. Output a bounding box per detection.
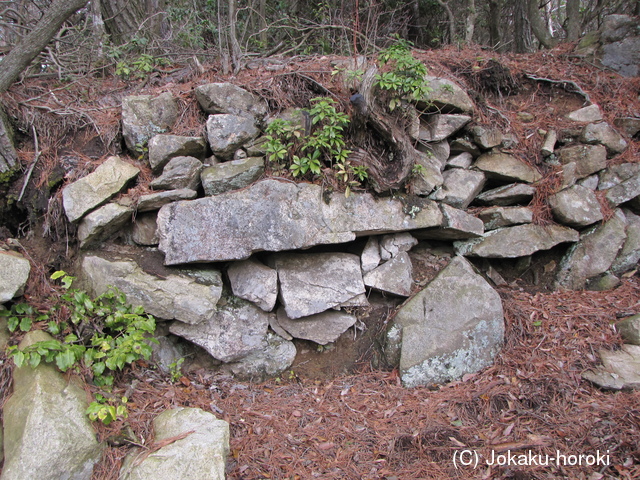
[464,0,479,44]
[436,0,457,44]
[0,105,18,173]
[514,0,532,53]
[488,0,501,49]
[565,0,580,41]
[99,0,166,45]
[407,0,420,44]
[0,0,89,94]
[527,0,558,49]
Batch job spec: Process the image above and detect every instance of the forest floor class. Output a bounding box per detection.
[1,43,640,479]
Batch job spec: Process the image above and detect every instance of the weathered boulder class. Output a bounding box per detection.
[455,224,579,258]
[2,331,102,480]
[548,184,603,228]
[120,407,228,480]
[201,157,264,196]
[605,173,640,207]
[582,344,640,390]
[122,93,178,152]
[600,15,640,77]
[420,76,475,114]
[150,156,203,191]
[62,156,139,223]
[386,256,504,387]
[77,202,133,248]
[450,137,480,156]
[157,179,442,264]
[416,204,484,240]
[611,209,640,275]
[194,82,267,118]
[363,251,413,296]
[614,117,640,138]
[474,183,536,206]
[478,206,533,231]
[221,333,297,380]
[599,163,640,190]
[617,315,640,345]
[0,250,30,303]
[148,135,207,173]
[169,297,270,362]
[406,151,444,195]
[418,114,471,142]
[275,252,365,319]
[361,236,381,273]
[556,209,627,290]
[206,114,260,159]
[227,258,278,312]
[429,169,486,209]
[137,189,198,212]
[474,153,542,184]
[81,255,222,324]
[418,140,450,169]
[275,307,357,345]
[580,122,628,155]
[566,104,603,123]
[131,212,159,246]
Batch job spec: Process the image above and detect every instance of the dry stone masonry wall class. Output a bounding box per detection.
[43,71,640,391]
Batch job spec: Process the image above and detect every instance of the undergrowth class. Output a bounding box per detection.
[2,271,156,425]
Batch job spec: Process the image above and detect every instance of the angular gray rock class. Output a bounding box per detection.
[418,140,450,169]
[616,315,640,345]
[386,256,504,387]
[206,114,260,159]
[122,93,178,152]
[418,114,471,142]
[599,163,640,190]
[157,179,442,264]
[78,202,132,248]
[602,34,640,78]
[169,297,270,362]
[450,138,480,156]
[81,255,222,324]
[379,233,418,260]
[361,236,381,273]
[363,251,413,296]
[580,122,628,155]
[131,212,159,246]
[446,152,474,170]
[194,82,267,118]
[549,184,603,228]
[416,204,484,240]
[148,135,207,173]
[605,173,640,207]
[201,157,264,196]
[0,250,30,303]
[137,189,198,212]
[420,76,475,113]
[221,333,297,380]
[478,206,533,231]
[455,224,579,258]
[611,209,640,275]
[120,407,228,480]
[474,183,536,206]
[62,156,140,223]
[227,258,278,312]
[557,144,608,182]
[407,151,444,195]
[556,209,628,290]
[150,156,203,191]
[614,117,640,137]
[474,153,542,184]
[469,125,503,149]
[2,331,102,480]
[566,104,603,123]
[275,252,365,319]
[582,344,640,390]
[276,307,357,345]
[429,169,486,209]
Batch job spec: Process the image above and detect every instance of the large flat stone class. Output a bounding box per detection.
[81,255,222,324]
[157,179,443,264]
[474,153,542,183]
[62,156,139,223]
[455,224,579,258]
[275,307,357,345]
[77,202,133,248]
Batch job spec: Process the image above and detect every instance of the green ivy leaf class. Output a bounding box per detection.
[55,349,76,372]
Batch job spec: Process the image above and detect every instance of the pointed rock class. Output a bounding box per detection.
[416,204,484,240]
[78,202,133,248]
[474,183,536,206]
[566,104,603,123]
[418,114,471,142]
[227,258,278,312]
[363,251,413,296]
[430,169,486,209]
[419,76,475,113]
[580,122,628,155]
[275,307,357,345]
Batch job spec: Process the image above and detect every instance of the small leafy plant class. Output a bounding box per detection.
[2,271,157,424]
[375,37,431,111]
[264,97,367,196]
